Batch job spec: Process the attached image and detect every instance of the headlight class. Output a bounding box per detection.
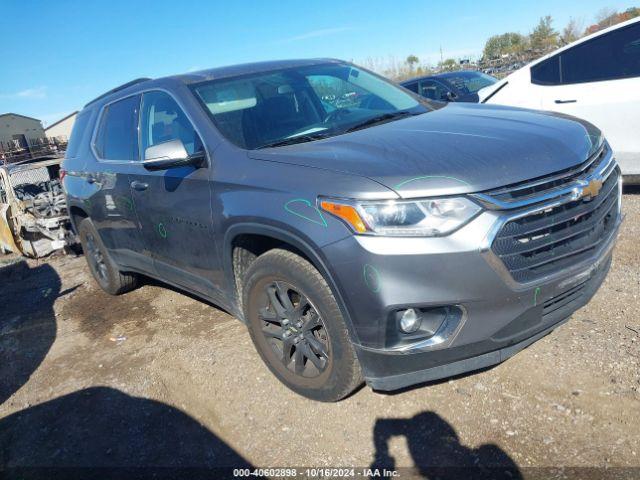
[320,197,481,237]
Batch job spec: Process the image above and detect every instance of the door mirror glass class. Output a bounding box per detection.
[143,139,203,171]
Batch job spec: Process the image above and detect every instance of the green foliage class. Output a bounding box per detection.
[406,55,419,68]
[438,58,458,72]
[483,32,527,59]
[530,15,558,51]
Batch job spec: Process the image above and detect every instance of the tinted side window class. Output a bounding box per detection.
[140,91,203,158]
[531,55,561,85]
[561,23,640,84]
[403,82,419,93]
[95,95,140,161]
[419,80,449,100]
[66,110,91,158]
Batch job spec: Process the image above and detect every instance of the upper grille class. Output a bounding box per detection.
[489,157,620,284]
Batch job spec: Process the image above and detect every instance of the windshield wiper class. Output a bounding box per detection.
[257,132,331,149]
[345,110,419,133]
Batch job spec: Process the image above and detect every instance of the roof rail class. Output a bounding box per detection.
[84,77,152,107]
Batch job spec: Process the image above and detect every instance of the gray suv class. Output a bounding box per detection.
[63,59,622,401]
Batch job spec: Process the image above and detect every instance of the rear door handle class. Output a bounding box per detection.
[130,180,149,191]
[555,99,577,104]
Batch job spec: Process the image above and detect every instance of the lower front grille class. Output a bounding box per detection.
[491,168,620,283]
[542,281,587,318]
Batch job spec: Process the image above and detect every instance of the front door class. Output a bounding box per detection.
[129,90,222,299]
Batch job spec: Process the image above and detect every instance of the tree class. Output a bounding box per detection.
[406,55,419,71]
[483,32,527,59]
[586,7,640,34]
[620,7,640,21]
[530,15,558,51]
[561,17,583,45]
[595,7,617,28]
[438,58,458,72]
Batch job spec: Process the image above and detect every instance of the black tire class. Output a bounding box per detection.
[77,218,138,295]
[243,249,362,402]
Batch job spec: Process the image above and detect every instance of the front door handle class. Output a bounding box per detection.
[555,99,577,104]
[130,180,149,191]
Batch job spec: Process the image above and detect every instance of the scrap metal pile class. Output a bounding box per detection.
[0,157,76,258]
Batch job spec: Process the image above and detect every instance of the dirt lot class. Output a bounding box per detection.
[1,189,639,479]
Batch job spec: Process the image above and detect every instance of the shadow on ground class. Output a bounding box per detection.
[0,386,253,479]
[0,259,62,405]
[371,411,522,479]
[623,184,640,195]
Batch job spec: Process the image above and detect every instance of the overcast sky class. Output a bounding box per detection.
[0,0,629,125]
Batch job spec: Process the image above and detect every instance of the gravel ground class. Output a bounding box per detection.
[1,189,639,479]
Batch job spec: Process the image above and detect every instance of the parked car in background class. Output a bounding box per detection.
[478,17,640,182]
[401,71,497,102]
[0,156,75,257]
[64,59,621,401]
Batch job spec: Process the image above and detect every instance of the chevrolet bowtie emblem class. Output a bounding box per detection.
[579,178,603,201]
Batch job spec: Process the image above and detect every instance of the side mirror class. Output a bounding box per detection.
[444,91,458,102]
[142,139,205,171]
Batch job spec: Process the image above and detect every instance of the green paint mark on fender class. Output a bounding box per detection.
[363,264,381,293]
[533,287,541,306]
[157,222,167,239]
[394,175,471,189]
[284,198,328,227]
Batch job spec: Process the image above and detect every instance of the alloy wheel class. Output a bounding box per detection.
[258,281,331,378]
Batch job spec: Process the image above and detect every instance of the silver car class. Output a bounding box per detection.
[63,59,622,401]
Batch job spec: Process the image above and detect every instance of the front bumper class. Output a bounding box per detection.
[363,253,611,390]
[321,195,621,391]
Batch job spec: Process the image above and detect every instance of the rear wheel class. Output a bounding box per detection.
[77,218,138,295]
[243,249,362,402]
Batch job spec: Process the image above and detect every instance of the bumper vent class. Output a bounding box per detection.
[490,165,620,283]
[542,281,587,318]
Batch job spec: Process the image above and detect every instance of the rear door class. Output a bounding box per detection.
[538,22,640,168]
[128,90,221,299]
[90,94,149,272]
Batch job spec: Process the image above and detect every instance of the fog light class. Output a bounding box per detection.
[398,308,422,333]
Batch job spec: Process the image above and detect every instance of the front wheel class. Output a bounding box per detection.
[243,249,362,402]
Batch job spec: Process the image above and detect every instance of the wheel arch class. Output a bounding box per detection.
[224,223,360,344]
[68,204,89,234]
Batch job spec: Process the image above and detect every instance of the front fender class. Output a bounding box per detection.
[223,221,361,345]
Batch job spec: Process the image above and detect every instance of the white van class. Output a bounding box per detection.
[478,17,640,181]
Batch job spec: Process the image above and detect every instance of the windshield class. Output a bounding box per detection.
[441,72,497,95]
[192,62,430,149]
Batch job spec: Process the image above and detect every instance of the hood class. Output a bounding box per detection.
[248,103,600,198]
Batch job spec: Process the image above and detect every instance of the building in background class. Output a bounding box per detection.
[45,111,77,141]
[1,113,66,164]
[0,113,45,147]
